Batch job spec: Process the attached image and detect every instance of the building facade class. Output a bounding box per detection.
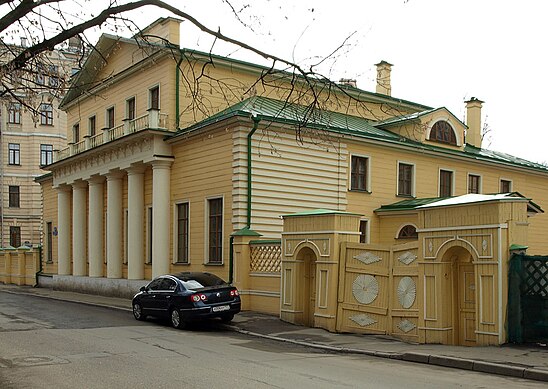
[27,18,548,345]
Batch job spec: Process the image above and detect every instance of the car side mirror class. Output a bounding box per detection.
[140,286,147,292]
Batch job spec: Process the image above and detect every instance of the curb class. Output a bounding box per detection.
[226,326,548,383]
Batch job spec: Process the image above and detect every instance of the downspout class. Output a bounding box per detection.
[229,116,260,284]
[175,49,184,129]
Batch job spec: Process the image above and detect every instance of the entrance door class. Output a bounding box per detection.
[303,250,316,327]
[458,263,476,346]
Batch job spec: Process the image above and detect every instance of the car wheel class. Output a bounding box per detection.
[220,313,234,323]
[170,308,186,329]
[133,302,146,321]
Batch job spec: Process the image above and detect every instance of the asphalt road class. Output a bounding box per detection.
[0,292,543,389]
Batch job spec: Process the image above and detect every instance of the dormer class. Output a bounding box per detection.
[375,107,466,151]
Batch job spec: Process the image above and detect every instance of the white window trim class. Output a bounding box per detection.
[148,84,160,110]
[88,114,97,136]
[395,223,418,239]
[397,160,416,197]
[146,205,153,264]
[125,96,136,119]
[72,122,80,143]
[105,105,115,129]
[349,153,372,192]
[173,200,190,264]
[467,172,483,194]
[438,168,455,197]
[359,217,370,244]
[499,177,513,192]
[427,118,462,146]
[204,195,224,265]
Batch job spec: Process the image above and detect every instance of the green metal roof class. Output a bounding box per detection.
[375,197,446,213]
[282,209,362,218]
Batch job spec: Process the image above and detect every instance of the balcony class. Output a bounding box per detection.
[54,109,168,162]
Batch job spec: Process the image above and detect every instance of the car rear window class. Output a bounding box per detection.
[177,273,227,290]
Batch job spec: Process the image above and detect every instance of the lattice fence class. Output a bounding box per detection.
[250,241,281,273]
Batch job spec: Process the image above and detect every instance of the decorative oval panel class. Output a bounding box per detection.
[352,275,379,304]
[397,277,416,309]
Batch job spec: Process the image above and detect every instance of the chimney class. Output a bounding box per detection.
[339,78,357,88]
[465,97,484,148]
[20,37,27,47]
[375,60,392,96]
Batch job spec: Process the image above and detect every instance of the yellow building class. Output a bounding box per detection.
[9,18,548,345]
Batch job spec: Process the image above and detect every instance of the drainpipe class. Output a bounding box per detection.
[175,52,184,129]
[229,116,260,284]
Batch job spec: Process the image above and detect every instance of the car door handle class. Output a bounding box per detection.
[166,295,171,299]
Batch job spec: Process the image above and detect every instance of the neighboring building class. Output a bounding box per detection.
[31,18,548,345]
[0,38,83,248]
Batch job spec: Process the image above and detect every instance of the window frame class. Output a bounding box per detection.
[40,103,54,125]
[206,197,223,265]
[46,221,53,263]
[9,185,20,208]
[126,96,136,120]
[8,103,21,124]
[10,226,21,248]
[40,144,53,166]
[349,154,371,192]
[439,169,454,197]
[397,161,415,197]
[500,178,512,193]
[174,201,190,264]
[106,106,115,129]
[428,120,458,146]
[359,218,369,244]
[467,173,482,194]
[396,224,418,240]
[88,115,96,137]
[8,143,20,165]
[149,85,160,110]
[72,123,80,143]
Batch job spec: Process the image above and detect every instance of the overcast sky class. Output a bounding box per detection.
[31,0,548,163]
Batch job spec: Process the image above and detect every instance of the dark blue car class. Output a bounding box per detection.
[132,272,241,329]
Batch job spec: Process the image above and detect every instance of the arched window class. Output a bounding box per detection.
[428,121,457,145]
[397,225,418,239]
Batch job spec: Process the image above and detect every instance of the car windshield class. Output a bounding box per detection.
[176,273,227,290]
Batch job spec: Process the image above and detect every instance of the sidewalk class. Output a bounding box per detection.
[1,283,547,382]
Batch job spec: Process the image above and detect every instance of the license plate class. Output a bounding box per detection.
[212,305,230,312]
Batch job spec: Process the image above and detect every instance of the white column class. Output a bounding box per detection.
[152,160,172,277]
[106,171,123,278]
[88,176,105,277]
[127,166,145,280]
[57,186,71,275]
[72,181,87,276]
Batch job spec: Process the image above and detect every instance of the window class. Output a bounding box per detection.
[208,198,223,264]
[351,155,369,191]
[149,85,160,109]
[176,202,189,263]
[8,103,21,124]
[468,174,481,194]
[500,179,512,193]
[429,121,457,145]
[398,163,414,196]
[72,123,80,143]
[398,225,418,239]
[46,222,53,263]
[359,219,369,244]
[48,75,59,88]
[126,97,136,120]
[10,226,21,248]
[147,207,153,263]
[48,65,59,87]
[40,103,53,125]
[9,186,20,208]
[40,144,53,166]
[8,143,20,165]
[89,115,96,136]
[439,170,453,197]
[106,107,115,129]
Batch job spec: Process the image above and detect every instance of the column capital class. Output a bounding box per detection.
[106,170,125,181]
[126,164,146,176]
[88,175,106,185]
[72,180,88,189]
[151,158,174,170]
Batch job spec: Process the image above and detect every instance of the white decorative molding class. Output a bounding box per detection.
[398,251,417,265]
[353,252,381,265]
[482,239,488,252]
[398,277,416,309]
[397,319,416,333]
[352,274,379,304]
[349,313,377,327]
[284,238,330,257]
[428,241,433,253]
